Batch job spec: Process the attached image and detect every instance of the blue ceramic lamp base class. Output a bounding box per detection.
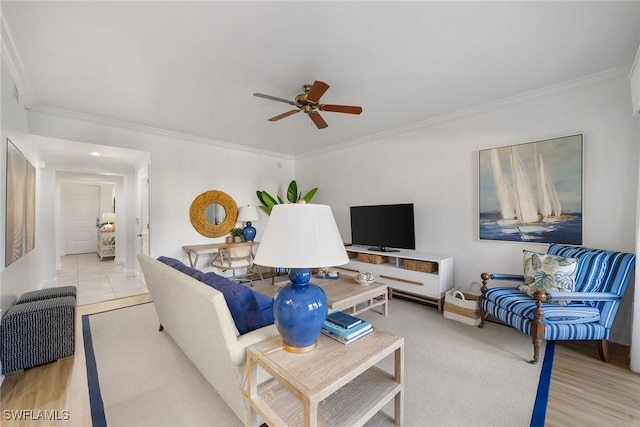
[242,222,256,242]
[273,268,328,353]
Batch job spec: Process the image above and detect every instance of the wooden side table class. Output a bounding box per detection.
[246,330,404,427]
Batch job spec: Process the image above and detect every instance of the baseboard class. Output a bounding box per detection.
[610,328,631,346]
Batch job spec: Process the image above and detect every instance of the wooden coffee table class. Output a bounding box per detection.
[246,330,404,426]
[276,275,388,316]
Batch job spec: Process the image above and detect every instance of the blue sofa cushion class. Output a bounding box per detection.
[547,244,611,294]
[253,291,275,325]
[200,272,273,334]
[157,256,204,281]
[484,287,600,324]
[483,298,608,340]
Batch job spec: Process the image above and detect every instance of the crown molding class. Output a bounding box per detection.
[297,66,632,160]
[1,6,34,106]
[30,104,295,161]
[630,45,640,80]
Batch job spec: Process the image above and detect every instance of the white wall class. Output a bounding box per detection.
[0,52,44,313]
[297,69,639,344]
[99,183,115,218]
[630,51,640,370]
[27,109,296,266]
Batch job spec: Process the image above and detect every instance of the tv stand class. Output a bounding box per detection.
[335,246,453,311]
[368,246,400,253]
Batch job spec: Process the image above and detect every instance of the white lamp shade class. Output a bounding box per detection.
[253,204,348,268]
[237,205,260,222]
[102,212,115,223]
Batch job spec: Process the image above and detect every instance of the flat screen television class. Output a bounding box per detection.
[350,203,415,252]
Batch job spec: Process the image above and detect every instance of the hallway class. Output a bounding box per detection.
[56,253,148,305]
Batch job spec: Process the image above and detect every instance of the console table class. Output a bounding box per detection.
[182,241,259,269]
[97,230,115,260]
[246,330,404,426]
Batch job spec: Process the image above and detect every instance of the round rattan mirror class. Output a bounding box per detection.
[189,190,238,237]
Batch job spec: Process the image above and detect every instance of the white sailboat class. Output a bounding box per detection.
[509,146,539,224]
[490,149,518,225]
[538,154,562,223]
[488,147,562,239]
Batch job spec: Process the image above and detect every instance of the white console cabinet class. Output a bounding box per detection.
[334,246,454,311]
[97,230,115,260]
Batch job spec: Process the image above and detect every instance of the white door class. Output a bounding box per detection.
[63,183,100,254]
[138,165,150,256]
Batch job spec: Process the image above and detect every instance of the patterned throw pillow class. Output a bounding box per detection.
[518,250,578,299]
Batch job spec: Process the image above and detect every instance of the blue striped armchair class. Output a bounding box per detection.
[480,244,635,364]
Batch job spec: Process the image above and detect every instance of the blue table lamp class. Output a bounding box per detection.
[237,205,260,241]
[253,204,348,353]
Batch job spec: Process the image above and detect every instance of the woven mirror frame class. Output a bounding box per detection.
[189,190,238,238]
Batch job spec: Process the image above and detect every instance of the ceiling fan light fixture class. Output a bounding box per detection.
[254,80,362,129]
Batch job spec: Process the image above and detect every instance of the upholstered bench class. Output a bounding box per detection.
[1,288,77,375]
[16,285,77,304]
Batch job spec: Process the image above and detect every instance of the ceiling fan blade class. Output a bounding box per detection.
[254,93,296,106]
[320,104,363,115]
[268,109,300,122]
[308,111,328,129]
[305,81,330,103]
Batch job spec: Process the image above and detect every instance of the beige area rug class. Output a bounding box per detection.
[83,298,552,427]
[83,302,242,427]
[358,298,550,427]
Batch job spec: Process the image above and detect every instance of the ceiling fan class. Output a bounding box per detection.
[253,80,363,129]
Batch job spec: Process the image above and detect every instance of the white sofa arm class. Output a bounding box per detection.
[228,324,279,366]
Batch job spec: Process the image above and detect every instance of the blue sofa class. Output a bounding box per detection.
[157,256,274,334]
[480,244,635,364]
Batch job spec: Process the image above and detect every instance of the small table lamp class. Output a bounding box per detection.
[237,205,260,241]
[253,204,348,353]
[102,212,115,231]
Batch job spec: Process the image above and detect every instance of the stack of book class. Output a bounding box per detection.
[321,311,373,344]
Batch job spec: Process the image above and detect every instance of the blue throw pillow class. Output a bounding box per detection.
[253,291,275,325]
[200,272,273,334]
[157,256,204,281]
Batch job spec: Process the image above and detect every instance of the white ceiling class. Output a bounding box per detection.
[3,1,640,157]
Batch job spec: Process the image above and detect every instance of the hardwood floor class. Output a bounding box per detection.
[546,341,640,427]
[2,293,640,426]
[1,294,152,427]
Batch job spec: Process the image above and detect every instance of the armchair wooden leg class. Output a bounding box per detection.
[529,292,547,364]
[597,340,610,362]
[479,273,490,329]
[530,338,541,364]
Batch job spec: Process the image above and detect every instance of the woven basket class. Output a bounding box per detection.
[443,290,481,326]
[357,253,387,264]
[402,259,438,273]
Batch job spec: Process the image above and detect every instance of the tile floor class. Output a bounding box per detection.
[56,253,149,305]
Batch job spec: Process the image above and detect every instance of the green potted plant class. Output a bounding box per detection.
[256,180,318,215]
[230,227,244,242]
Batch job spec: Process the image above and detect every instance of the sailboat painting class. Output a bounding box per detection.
[479,134,583,244]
